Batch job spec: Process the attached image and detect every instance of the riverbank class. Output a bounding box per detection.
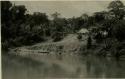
[8,34,87,56]
[4,34,125,58]
[83,39,125,58]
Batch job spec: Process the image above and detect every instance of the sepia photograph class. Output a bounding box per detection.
[1,0,125,79]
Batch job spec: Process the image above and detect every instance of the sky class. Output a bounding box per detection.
[12,1,125,18]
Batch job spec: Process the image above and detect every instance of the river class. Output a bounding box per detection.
[2,52,125,79]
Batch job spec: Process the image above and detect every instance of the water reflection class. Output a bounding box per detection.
[2,53,125,79]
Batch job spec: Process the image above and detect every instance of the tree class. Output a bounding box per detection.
[94,12,105,23]
[10,5,27,37]
[11,5,27,22]
[1,1,13,41]
[81,14,89,28]
[32,12,49,25]
[51,12,68,41]
[67,16,85,31]
[28,12,49,31]
[108,0,125,19]
[112,20,125,41]
[81,13,89,21]
[51,12,61,20]
[1,1,12,23]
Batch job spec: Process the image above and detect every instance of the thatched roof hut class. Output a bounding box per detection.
[77,28,89,34]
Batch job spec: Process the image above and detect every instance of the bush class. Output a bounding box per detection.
[94,32,103,43]
[12,37,23,47]
[52,32,63,42]
[109,40,125,57]
[2,41,9,51]
[22,33,45,45]
[112,20,125,41]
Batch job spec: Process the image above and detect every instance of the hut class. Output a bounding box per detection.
[77,28,89,40]
[77,28,89,35]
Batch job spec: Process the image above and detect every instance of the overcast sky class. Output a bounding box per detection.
[12,1,125,18]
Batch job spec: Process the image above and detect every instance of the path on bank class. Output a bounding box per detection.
[10,34,88,55]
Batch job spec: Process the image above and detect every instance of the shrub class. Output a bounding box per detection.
[52,32,63,42]
[22,33,45,45]
[109,40,125,57]
[12,37,23,47]
[94,32,103,43]
[2,41,9,51]
[112,20,125,41]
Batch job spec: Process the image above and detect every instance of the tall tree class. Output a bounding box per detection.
[81,13,89,21]
[1,1,12,23]
[108,0,125,19]
[51,12,61,20]
[11,5,27,22]
[94,11,105,23]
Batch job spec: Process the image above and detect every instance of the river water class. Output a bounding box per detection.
[2,53,125,79]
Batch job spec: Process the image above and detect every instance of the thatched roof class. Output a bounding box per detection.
[78,28,89,33]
